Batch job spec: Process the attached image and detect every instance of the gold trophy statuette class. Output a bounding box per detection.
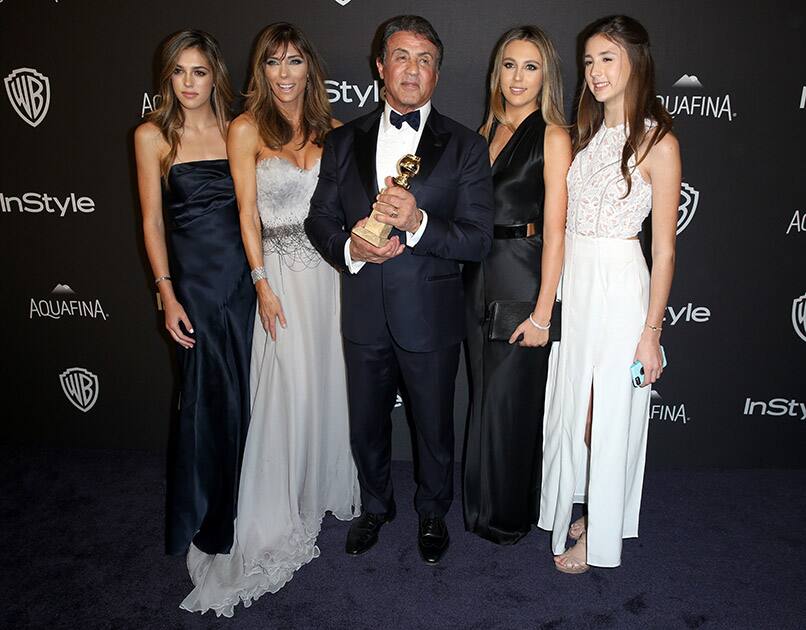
[352,153,421,248]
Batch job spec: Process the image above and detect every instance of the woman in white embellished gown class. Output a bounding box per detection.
[538,15,680,573]
[181,23,360,616]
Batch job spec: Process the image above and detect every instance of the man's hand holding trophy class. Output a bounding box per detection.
[350,154,422,262]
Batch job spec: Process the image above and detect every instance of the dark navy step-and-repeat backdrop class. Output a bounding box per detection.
[2,1,804,468]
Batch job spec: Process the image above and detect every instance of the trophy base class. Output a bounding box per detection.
[351,225,390,248]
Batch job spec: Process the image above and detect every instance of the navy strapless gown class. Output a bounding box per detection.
[163,159,255,555]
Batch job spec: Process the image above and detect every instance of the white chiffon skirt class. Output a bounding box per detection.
[539,232,651,568]
[180,251,361,616]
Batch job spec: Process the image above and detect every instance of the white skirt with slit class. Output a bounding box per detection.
[539,231,651,568]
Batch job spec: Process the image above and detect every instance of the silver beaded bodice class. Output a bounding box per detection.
[256,157,322,270]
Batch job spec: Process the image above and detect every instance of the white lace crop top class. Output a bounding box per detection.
[566,122,653,238]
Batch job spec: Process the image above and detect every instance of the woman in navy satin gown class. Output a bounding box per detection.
[134,30,255,556]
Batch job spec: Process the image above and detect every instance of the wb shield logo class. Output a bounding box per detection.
[792,294,806,343]
[59,367,99,412]
[677,182,699,235]
[5,67,51,128]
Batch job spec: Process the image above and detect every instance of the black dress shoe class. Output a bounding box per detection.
[345,510,394,555]
[418,515,449,564]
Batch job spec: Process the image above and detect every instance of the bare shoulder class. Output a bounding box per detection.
[646,130,680,167]
[135,120,160,138]
[640,130,681,190]
[134,121,167,158]
[330,117,343,129]
[227,113,261,156]
[545,124,572,149]
[228,112,258,138]
[134,120,162,145]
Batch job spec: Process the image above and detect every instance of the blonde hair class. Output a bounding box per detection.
[148,30,233,178]
[480,25,566,138]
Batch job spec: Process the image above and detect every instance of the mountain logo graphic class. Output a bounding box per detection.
[672,74,703,89]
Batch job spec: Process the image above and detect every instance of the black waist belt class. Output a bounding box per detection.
[493,223,538,239]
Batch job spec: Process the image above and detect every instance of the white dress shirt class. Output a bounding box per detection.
[343,101,431,274]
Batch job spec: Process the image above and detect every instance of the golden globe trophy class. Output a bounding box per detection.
[352,153,421,247]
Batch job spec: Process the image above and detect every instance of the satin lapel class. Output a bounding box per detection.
[354,114,381,206]
[413,110,450,185]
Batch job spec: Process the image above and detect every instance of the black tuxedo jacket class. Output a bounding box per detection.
[305,107,494,352]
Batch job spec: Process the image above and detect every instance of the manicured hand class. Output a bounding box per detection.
[257,285,286,341]
[633,332,663,386]
[509,318,550,347]
[164,300,195,349]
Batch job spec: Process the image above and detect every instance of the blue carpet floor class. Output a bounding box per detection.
[1,448,804,629]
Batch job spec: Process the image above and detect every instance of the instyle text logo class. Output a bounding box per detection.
[59,367,99,413]
[30,284,109,320]
[5,67,50,127]
[0,192,96,216]
[792,293,806,343]
[677,182,699,235]
[326,80,380,108]
[142,81,379,114]
[743,397,805,421]
[650,390,689,424]
[658,74,735,121]
[665,302,711,326]
[786,210,805,234]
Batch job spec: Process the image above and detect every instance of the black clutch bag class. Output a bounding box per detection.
[487,300,561,343]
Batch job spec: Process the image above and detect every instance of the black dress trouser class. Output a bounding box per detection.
[343,329,459,519]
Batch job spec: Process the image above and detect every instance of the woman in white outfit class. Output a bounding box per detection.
[539,15,681,573]
[180,23,360,615]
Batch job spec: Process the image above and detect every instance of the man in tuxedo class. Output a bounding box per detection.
[305,15,493,564]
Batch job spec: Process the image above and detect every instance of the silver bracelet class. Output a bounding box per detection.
[250,266,267,284]
[154,275,171,285]
[528,313,550,330]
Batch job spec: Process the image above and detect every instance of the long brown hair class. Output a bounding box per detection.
[148,30,233,177]
[244,23,331,149]
[574,15,672,195]
[480,25,566,139]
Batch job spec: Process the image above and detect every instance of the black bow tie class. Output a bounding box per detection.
[390,109,421,131]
